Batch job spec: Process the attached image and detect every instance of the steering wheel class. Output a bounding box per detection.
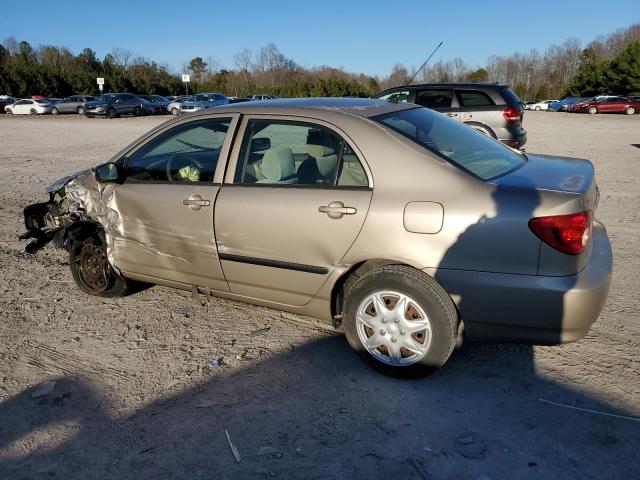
[166,154,205,181]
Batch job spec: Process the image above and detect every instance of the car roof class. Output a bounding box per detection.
[382,82,509,90]
[194,97,414,118]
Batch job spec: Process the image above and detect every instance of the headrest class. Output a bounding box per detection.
[307,144,336,158]
[262,146,295,181]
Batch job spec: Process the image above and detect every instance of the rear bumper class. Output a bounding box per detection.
[430,221,612,344]
[497,128,527,149]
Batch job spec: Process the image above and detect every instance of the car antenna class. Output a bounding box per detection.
[408,41,444,84]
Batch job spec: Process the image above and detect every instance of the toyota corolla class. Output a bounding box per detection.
[21,98,612,377]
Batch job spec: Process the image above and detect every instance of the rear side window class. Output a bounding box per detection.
[457,90,494,107]
[374,107,526,181]
[378,90,411,103]
[235,119,368,187]
[414,89,453,109]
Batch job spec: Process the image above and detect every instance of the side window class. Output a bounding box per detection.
[457,90,494,107]
[415,89,453,109]
[125,118,231,183]
[235,119,368,187]
[378,90,410,103]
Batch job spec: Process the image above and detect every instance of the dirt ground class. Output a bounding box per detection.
[0,111,638,479]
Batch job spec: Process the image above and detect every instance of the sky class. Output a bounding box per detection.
[4,0,640,77]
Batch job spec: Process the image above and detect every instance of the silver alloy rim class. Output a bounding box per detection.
[356,290,432,366]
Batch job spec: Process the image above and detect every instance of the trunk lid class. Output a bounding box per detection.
[489,154,598,213]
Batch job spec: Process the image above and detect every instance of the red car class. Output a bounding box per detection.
[579,96,639,115]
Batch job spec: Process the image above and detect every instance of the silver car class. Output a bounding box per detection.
[21,98,611,377]
[167,95,192,116]
[51,96,94,115]
[179,93,229,114]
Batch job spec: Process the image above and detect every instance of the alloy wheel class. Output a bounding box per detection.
[355,290,433,366]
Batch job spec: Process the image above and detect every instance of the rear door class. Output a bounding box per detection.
[214,115,373,306]
[413,88,460,120]
[109,114,239,291]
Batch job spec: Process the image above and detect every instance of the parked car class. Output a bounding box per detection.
[246,94,279,101]
[548,97,581,112]
[5,98,53,115]
[577,96,639,115]
[228,96,251,104]
[568,98,595,112]
[526,100,558,111]
[375,83,527,149]
[21,98,611,377]
[179,93,229,114]
[83,93,143,118]
[167,95,192,116]
[138,95,170,114]
[0,96,17,113]
[51,95,95,115]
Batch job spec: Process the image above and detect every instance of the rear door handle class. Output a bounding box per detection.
[318,201,357,219]
[183,194,210,210]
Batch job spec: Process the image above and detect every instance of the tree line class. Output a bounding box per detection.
[0,23,638,101]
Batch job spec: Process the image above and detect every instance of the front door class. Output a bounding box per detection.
[215,116,372,306]
[110,115,238,291]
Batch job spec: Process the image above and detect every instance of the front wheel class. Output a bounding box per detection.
[535,106,541,111]
[626,107,635,115]
[588,106,598,115]
[30,108,37,115]
[171,107,179,116]
[77,106,85,115]
[69,235,132,297]
[343,265,458,377]
[107,108,117,119]
[5,109,12,115]
[133,106,141,117]
[51,107,59,115]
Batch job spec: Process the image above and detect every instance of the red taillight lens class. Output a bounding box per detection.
[502,107,521,121]
[529,211,593,255]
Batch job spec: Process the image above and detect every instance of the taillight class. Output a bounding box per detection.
[502,107,521,121]
[529,211,592,255]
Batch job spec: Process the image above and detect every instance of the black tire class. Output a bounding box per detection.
[69,235,131,297]
[77,106,84,115]
[171,107,179,116]
[30,108,37,115]
[535,106,541,111]
[343,265,458,378]
[588,106,598,115]
[51,107,59,115]
[5,109,12,115]
[626,107,635,115]
[107,108,117,119]
[133,106,141,117]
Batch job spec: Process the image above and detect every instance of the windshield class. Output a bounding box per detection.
[374,107,526,181]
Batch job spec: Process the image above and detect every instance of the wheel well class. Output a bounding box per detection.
[463,121,496,138]
[331,259,414,322]
[61,220,104,251]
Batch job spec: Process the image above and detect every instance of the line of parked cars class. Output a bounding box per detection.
[1,92,281,117]
[525,96,639,115]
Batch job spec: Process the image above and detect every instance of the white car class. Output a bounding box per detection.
[527,99,559,111]
[5,99,53,115]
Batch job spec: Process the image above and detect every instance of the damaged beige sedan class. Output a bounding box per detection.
[22,98,612,376]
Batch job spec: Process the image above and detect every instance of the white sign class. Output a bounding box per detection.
[97,77,105,85]
[182,74,191,82]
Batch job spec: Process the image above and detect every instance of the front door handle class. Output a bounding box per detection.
[183,194,210,211]
[318,201,357,219]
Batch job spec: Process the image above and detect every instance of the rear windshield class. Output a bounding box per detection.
[498,87,521,106]
[374,107,526,181]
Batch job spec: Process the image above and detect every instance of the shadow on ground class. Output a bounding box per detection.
[0,336,637,480]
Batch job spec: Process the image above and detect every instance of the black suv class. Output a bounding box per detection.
[84,93,143,118]
[375,83,527,149]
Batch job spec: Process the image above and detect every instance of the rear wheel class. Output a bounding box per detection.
[51,107,59,115]
[535,106,541,111]
[69,235,132,297]
[133,106,141,117]
[171,107,179,116]
[588,106,598,115]
[5,109,12,115]
[343,265,458,377]
[626,107,635,115]
[107,108,117,119]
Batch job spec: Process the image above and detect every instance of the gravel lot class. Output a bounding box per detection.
[0,111,638,479]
